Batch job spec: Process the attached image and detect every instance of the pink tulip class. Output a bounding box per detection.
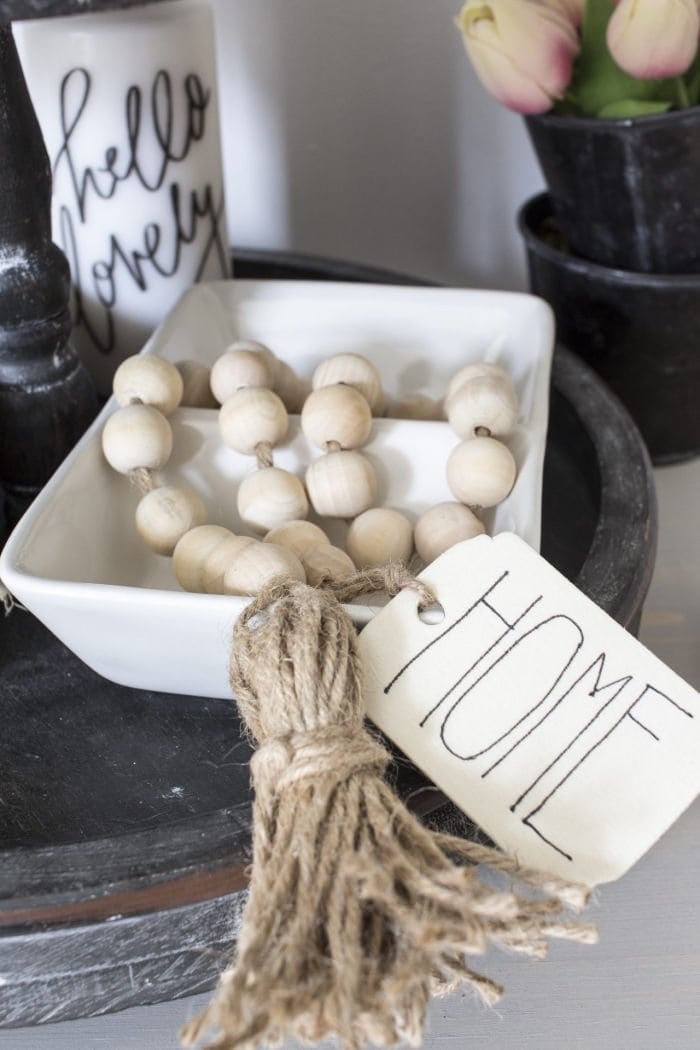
[607,0,700,79]
[456,0,580,114]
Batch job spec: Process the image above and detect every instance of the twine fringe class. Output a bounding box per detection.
[181,575,596,1050]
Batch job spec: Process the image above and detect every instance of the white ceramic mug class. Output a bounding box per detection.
[15,0,231,394]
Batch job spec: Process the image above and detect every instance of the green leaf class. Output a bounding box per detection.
[597,99,673,119]
[685,52,700,106]
[569,0,678,117]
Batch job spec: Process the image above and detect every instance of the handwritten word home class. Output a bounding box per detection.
[361,534,700,885]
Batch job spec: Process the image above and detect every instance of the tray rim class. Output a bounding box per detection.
[0,349,657,909]
[0,251,657,1029]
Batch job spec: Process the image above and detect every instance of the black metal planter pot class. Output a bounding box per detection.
[519,193,700,465]
[525,108,700,274]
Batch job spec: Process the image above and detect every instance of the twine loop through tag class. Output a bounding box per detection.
[330,561,436,608]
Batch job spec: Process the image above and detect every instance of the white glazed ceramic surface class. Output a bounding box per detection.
[0,280,554,699]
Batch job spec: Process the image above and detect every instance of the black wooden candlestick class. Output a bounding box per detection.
[0,22,98,518]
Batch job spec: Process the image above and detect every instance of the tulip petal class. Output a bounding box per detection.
[545,0,586,27]
[463,32,556,112]
[457,0,580,114]
[607,0,700,79]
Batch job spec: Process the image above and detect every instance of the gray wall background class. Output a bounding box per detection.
[212,0,543,289]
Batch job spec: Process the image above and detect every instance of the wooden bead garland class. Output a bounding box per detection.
[446,373,519,439]
[264,519,355,585]
[312,351,386,416]
[445,360,515,403]
[102,344,521,598]
[210,344,274,403]
[102,355,308,600]
[135,485,207,557]
[222,540,305,596]
[414,501,485,564]
[447,434,517,508]
[211,339,307,414]
[302,355,417,565]
[173,525,243,593]
[102,402,174,475]
[302,382,378,519]
[215,347,309,534]
[113,354,184,416]
[346,507,414,569]
[442,361,518,510]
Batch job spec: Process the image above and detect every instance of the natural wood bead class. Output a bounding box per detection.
[264,519,331,559]
[223,541,306,596]
[301,384,372,450]
[210,346,273,403]
[233,339,278,376]
[446,436,517,508]
[414,501,485,564]
[135,485,207,556]
[113,355,183,415]
[202,533,256,594]
[446,361,515,403]
[346,508,414,568]
[305,450,377,518]
[175,360,218,408]
[312,353,385,415]
[446,374,519,439]
[301,545,356,586]
[237,467,309,533]
[173,525,235,592]
[102,404,173,474]
[386,393,441,421]
[219,387,288,455]
[273,359,305,413]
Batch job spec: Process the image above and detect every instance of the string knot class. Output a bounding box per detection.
[128,466,155,494]
[251,725,388,793]
[254,441,274,469]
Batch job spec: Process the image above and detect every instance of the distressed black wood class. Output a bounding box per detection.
[0,252,657,1029]
[1,895,245,1027]
[0,23,98,516]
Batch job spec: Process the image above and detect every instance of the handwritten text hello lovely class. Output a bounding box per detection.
[53,67,228,355]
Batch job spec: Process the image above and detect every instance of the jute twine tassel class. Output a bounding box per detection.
[181,571,597,1050]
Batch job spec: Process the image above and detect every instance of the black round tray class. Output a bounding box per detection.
[1,0,171,19]
[0,252,657,1028]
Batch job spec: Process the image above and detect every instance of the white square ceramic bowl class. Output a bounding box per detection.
[0,280,554,699]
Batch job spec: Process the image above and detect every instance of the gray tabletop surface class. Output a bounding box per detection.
[2,458,699,1049]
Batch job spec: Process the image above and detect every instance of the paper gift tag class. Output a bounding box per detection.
[359,533,700,887]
